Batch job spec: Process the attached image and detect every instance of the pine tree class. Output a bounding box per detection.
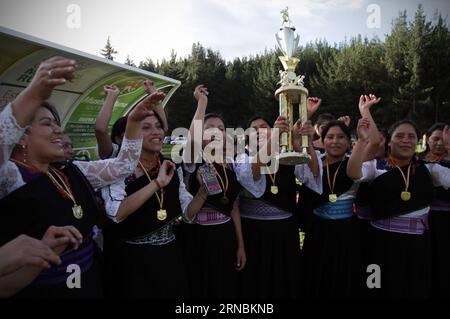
[124,55,136,67]
[101,36,118,60]
[139,58,157,72]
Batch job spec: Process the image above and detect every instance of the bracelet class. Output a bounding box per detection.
[154,179,162,190]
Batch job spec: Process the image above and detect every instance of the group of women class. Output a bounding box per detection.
[1,56,450,299]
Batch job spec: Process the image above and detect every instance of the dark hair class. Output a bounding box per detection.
[315,113,336,127]
[110,116,127,143]
[423,122,448,154]
[246,116,272,129]
[204,113,225,126]
[321,120,351,142]
[426,122,447,137]
[41,101,61,127]
[378,127,389,158]
[387,119,420,143]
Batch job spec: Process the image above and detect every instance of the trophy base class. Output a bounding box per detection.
[277,151,311,166]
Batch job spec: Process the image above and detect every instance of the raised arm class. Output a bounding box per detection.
[183,84,209,164]
[143,80,168,132]
[306,97,322,119]
[95,85,120,159]
[358,94,381,144]
[11,57,76,128]
[1,57,75,167]
[347,118,371,180]
[75,91,166,189]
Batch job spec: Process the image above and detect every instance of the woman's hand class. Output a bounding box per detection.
[359,94,381,114]
[294,120,314,139]
[127,91,166,123]
[0,235,62,277]
[103,84,120,98]
[25,56,76,102]
[235,246,246,271]
[156,160,176,188]
[193,84,209,105]
[143,80,157,94]
[273,116,290,134]
[42,225,83,255]
[307,97,321,118]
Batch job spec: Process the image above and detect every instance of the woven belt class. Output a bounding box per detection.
[313,199,354,220]
[371,214,429,235]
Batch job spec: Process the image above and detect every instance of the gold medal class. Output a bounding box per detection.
[45,167,83,220]
[271,185,279,195]
[72,205,83,219]
[329,194,338,203]
[326,159,344,204]
[401,191,411,201]
[157,209,167,221]
[391,159,413,203]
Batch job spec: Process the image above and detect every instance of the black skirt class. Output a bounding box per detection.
[301,214,361,299]
[178,220,238,299]
[239,216,300,299]
[429,211,450,298]
[102,238,188,299]
[367,226,431,299]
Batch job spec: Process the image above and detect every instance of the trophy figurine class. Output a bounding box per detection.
[274,7,311,165]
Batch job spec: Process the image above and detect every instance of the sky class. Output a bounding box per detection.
[0,0,449,64]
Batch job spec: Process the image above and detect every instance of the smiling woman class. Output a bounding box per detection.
[98,87,207,298]
[347,117,450,298]
[0,56,156,298]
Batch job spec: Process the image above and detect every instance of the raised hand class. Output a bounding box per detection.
[294,120,314,139]
[27,56,76,102]
[103,85,120,97]
[128,91,166,123]
[143,80,157,94]
[307,97,322,117]
[156,160,176,188]
[273,116,290,134]
[193,84,209,104]
[338,115,351,127]
[357,118,371,142]
[359,94,381,113]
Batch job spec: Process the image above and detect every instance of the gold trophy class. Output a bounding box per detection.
[274,7,311,165]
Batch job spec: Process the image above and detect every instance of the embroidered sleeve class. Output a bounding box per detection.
[74,137,142,189]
